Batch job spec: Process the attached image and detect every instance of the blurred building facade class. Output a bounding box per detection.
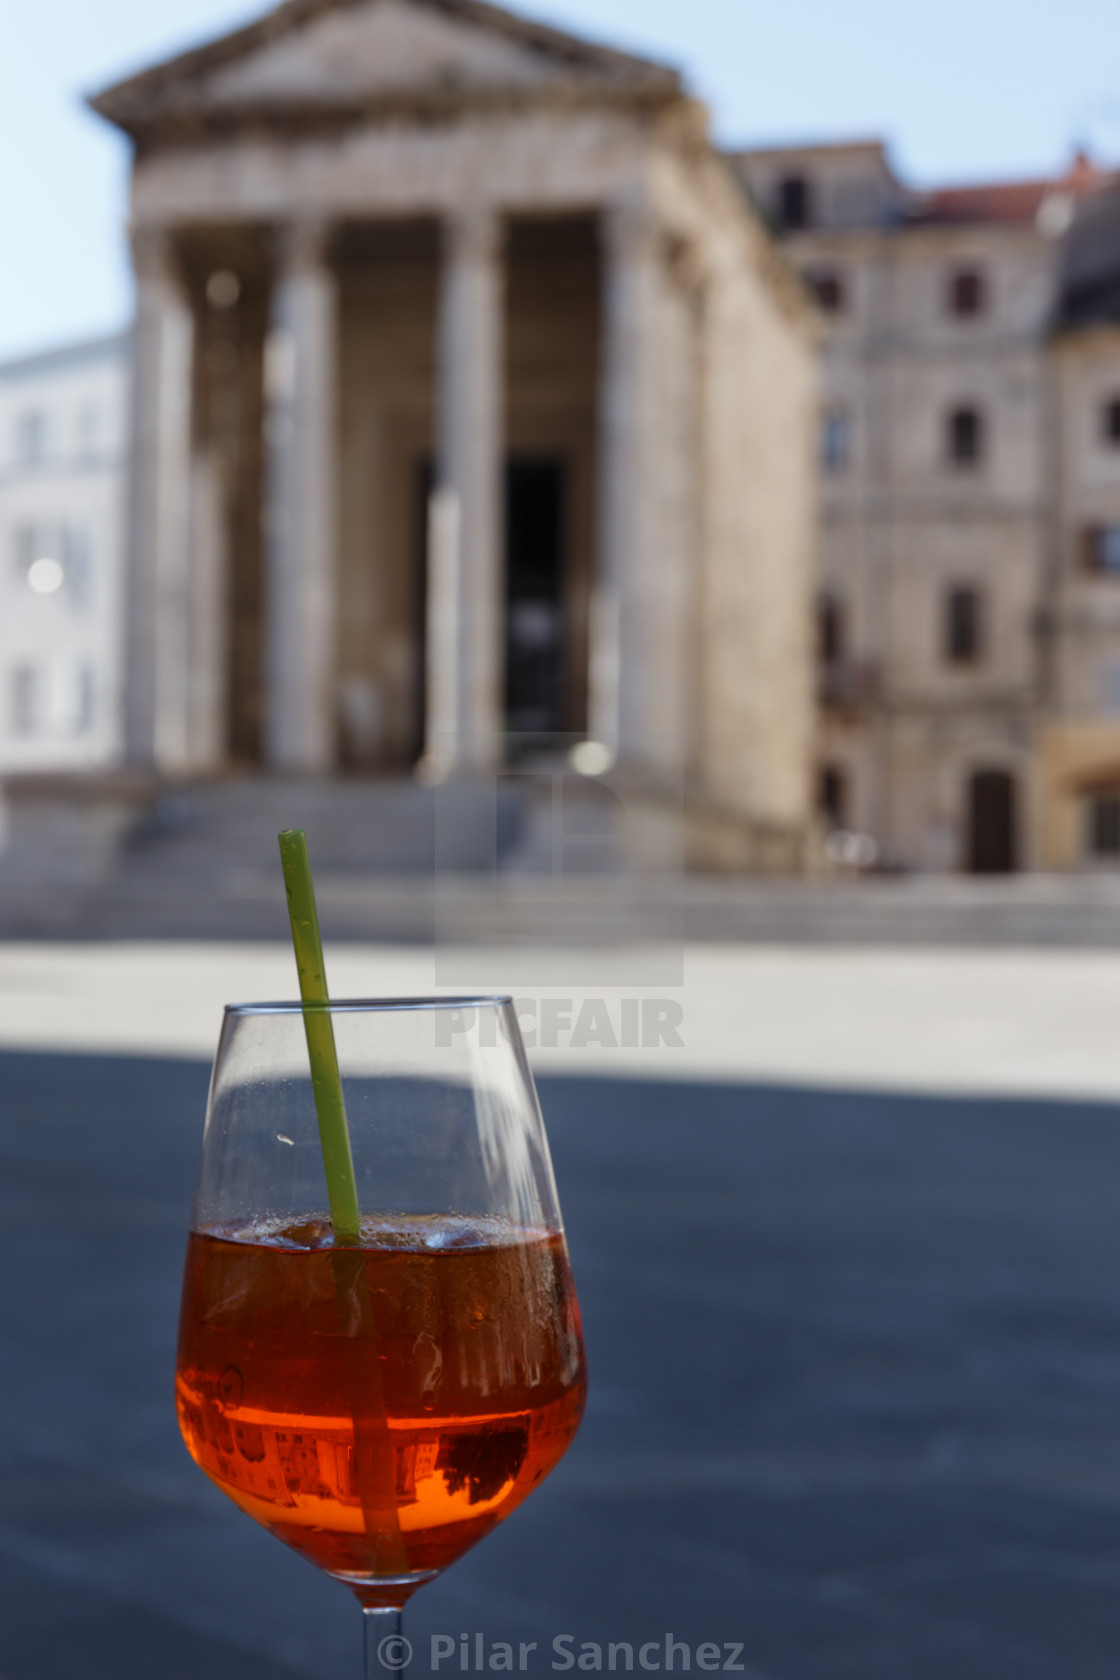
[0,335,127,772]
[734,142,1120,872]
[20,6,1120,882]
[83,0,819,873]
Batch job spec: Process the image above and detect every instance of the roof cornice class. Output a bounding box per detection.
[88,0,680,137]
[93,82,683,153]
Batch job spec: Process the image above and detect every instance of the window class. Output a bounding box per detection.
[1089,791,1120,856]
[1102,397,1120,445]
[63,525,92,606]
[777,174,811,231]
[820,408,850,474]
[820,765,846,828]
[945,584,982,664]
[10,666,36,735]
[1101,658,1120,714]
[818,590,845,665]
[947,406,984,467]
[15,411,46,465]
[1084,526,1120,573]
[13,523,35,580]
[77,405,101,459]
[17,522,66,595]
[74,664,95,734]
[808,268,845,313]
[11,523,85,597]
[948,268,986,318]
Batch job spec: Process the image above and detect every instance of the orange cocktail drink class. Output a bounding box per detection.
[176,1212,586,1593]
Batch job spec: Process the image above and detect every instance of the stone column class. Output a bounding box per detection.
[422,487,461,779]
[592,201,662,763]
[263,220,338,773]
[184,447,228,771]
[124,225,195,772]
[435,206,504,772]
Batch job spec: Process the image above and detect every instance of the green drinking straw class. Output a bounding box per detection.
[278,829,362,1244]
[279,831,407,1571]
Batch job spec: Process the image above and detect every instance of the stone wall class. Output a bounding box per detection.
[686,155,818,866]
[794,211,1062,869]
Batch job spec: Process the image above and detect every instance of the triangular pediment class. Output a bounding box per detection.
[91,0,679,132]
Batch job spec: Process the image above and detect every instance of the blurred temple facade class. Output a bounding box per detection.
[69,0,817,877]
[734,141,1120,873]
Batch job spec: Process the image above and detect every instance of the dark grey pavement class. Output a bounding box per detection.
[4,1053,1120,1678]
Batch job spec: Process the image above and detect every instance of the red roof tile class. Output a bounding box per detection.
[913,154,1117,226]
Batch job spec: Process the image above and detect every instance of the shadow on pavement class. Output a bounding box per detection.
[2,1053,1120,1680]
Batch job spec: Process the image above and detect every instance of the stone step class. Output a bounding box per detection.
[0,773,535,884]
[119,777,519,877]
[0,769,638,893]
[7,866,1120,944]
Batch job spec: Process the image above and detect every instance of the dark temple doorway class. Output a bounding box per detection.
[505,457,566,740]
[967,769,1018,873]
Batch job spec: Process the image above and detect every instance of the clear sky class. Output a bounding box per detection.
[2,0,1119,361]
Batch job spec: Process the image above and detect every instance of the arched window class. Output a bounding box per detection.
[819,765,846,828]
[944,584,983,664]
[808,268,845,313]
[1081,526,1120,572]
[947,406,984,467]
[818,590,845,665]
[948,268,986,318]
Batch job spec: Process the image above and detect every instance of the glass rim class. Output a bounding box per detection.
[223,994,514,1018]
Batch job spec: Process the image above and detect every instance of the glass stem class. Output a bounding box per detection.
[363,1605,407,1680]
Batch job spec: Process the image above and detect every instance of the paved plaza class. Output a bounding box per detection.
[3,939,1120,1098]
[3,943,1120,1677]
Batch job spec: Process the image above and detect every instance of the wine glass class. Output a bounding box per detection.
[175,996,587,1676]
